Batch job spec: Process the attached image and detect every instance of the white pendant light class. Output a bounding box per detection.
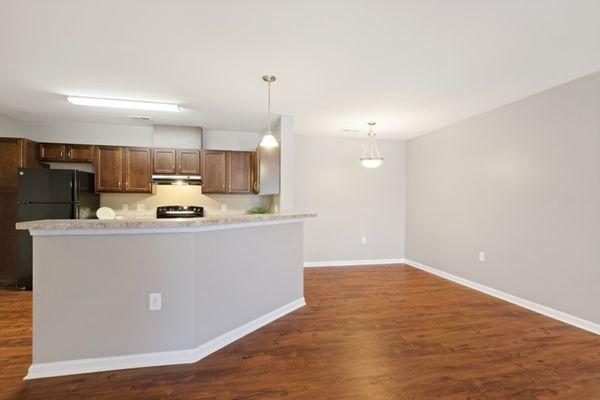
[360,122,383,168]
[259,75,279,148]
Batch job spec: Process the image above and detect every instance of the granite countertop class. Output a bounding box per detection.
[16,213,317,232]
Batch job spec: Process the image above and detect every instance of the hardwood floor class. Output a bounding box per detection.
[1,264,600,399]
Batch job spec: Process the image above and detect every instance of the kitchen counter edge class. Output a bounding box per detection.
[16,213,316,236]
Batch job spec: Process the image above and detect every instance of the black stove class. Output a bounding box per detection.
[156,206,204,219]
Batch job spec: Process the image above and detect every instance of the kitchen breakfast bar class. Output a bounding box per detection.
[16,213,315,379]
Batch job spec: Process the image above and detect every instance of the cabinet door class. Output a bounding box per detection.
[123,147,152,193]
[153,148,176,174]
[0,138,25,191]
[0,191,18,286]
[177,150,201,175]
[39,143,66,162]
[227,152,253,193]
[66,144,94,163]
[201,151,226,193]
[94,146,123,192]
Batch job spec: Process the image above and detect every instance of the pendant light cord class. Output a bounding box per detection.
[266,80,271,134]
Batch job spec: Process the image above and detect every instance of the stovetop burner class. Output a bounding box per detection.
[156,206,204,219]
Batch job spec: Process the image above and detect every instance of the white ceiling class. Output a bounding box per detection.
[1,0,599,139]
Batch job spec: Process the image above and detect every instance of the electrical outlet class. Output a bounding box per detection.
[220,204,227,212]
[137,203,145,212]
[361,237,367,245]
[478,251,485,262]
[149,293,162,311]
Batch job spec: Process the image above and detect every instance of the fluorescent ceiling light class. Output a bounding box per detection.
[67,96,180,112]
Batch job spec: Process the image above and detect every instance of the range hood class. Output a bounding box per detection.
[152,175,202,185]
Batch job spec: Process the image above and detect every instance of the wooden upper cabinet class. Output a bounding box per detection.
[0,139,25,191]
[39,143,66,162]
[177,150,201,175]
[123,147,152,193]
[201,151,226,193]
[153,149,177,174]
[227,151,253,193]
[94,146,153,193]
[0,138,40,191]
[153,148,200,175]
[66,144,93,163]
[40,143,93,163]
[94,146,123,192]
[201,150,255,194]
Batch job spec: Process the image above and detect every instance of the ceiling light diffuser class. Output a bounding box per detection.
[67,96,180,112]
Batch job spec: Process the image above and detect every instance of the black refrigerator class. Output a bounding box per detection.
[16,168,99,289]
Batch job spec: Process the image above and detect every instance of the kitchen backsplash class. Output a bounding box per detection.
[100,185,272,216]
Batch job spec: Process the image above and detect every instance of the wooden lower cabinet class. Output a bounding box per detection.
[94,146,152,193]
[202,150,255,194]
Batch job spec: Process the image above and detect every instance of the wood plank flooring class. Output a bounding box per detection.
[1,264,600,399]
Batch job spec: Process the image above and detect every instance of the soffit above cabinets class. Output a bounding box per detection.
[152,125,203,150]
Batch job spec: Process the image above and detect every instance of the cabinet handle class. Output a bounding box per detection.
[172,164,175,170]
[179,165,182,172]
[253,181,259,192]
[60,150,64,159]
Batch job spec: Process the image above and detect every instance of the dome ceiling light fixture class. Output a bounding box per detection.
[360,122,384,168]
[259,74,279,148]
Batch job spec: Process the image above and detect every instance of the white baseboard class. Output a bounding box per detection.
[25,297,306,380]
[304,258,405,268]
[405,259,600,336]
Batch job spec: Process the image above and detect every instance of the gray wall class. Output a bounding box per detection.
[406,71,600,324]
[0,112,23,137]
[295,135,405,262]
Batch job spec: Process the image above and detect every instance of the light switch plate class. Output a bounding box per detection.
[478,251,486,262]
[149,293,161,311]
